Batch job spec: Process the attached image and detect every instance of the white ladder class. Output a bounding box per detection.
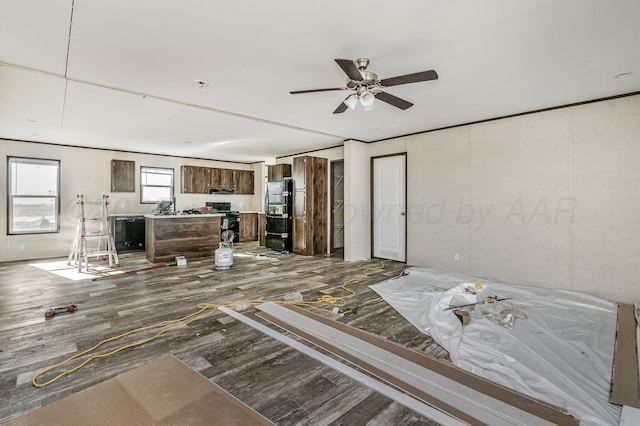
[68,194,120,272]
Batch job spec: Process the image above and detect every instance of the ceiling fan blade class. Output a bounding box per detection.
[333,99,349,114]
[290,87,347,95]
[375,91,414,110]
[335,59,363,81]
[380,70,438,87]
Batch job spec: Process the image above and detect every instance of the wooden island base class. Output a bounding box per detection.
[145,215,221,263]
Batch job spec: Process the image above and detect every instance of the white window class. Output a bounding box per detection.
[140,166,174,203]
[8,157,60,234]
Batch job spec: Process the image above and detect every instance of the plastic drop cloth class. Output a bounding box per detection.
[370,267,621,426]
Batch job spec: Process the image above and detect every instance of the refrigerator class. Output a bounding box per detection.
[265,179,293,252]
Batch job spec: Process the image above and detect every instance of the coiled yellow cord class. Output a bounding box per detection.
[32,259,389,387]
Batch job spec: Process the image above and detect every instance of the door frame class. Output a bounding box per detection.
[330,160,344,253]
[370,153,407,262]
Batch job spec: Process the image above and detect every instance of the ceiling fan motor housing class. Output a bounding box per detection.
[347,67,380,93]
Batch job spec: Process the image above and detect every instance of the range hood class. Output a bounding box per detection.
[209,188,235,195]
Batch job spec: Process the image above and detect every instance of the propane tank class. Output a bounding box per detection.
[215,243,233,269]
[215,230,234,269]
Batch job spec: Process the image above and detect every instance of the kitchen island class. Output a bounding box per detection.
[145,214,223,263]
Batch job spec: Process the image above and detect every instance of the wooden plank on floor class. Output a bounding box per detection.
[219,306,466,426]
[258,302,578,426]
[611,303,640,407]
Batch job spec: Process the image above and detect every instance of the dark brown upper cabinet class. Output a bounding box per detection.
[234,170,254,194]
[111,160,135,192]
[267,164,292,181]
[181,165,254,194]
[181,166,209,193]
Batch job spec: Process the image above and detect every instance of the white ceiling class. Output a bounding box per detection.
[1,0,639,163]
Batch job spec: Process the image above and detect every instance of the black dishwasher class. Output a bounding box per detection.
[111,216,146,252]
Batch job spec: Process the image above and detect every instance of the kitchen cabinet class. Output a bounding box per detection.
[111,160,135,192]
[180,166,254,195]
[267,164,291,181]
[234,170,255,194]
[181,166,253,194]
[210,168,234,191]
[239,212,258,241]
[181,166,209,193]
[292,156,327,256]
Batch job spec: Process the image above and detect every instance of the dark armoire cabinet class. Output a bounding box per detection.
[292,156,327,256]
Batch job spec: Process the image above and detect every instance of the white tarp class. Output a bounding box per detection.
[370,267,622,425]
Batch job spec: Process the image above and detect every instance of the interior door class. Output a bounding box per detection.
[372,154,406,262]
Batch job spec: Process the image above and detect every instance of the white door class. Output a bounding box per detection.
[373,155,406,262]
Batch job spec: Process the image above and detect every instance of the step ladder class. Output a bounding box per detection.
[68,194,120,272]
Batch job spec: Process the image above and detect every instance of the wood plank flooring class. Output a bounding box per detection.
[0,243,448,425]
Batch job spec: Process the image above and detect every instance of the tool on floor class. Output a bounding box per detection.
[45,304,78,319]
[444,296,512,311]
[91,261,177,281]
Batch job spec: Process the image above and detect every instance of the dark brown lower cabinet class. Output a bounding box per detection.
[239,212,258,241]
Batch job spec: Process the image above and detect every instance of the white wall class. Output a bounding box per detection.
[276,95,639,305]
[343,140,371,261]
[384,94,640,303]
[0,140,262,262]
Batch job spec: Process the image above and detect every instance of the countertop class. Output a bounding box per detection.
[144,213,226,219]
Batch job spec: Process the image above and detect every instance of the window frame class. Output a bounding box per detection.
[140,166,174,204]
[7,156,61,235]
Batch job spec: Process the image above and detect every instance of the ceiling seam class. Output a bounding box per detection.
[64,0,75,78]
[57,0,76,144]
[0,60,351,143]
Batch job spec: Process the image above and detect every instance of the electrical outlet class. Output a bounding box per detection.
[454,253,460,262]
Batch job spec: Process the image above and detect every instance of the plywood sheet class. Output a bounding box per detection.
[6,356,272,426]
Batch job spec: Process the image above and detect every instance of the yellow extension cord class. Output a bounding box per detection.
[32,259,389,387]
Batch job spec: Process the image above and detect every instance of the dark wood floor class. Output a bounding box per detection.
[0,242,448,425]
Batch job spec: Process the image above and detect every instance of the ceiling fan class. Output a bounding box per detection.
[290,58,438,114]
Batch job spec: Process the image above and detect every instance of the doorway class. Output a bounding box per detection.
[330,160,344,253]
[372,154,406,262]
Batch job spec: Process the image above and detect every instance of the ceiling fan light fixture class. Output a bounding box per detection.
[359,90,375,107]
[344,94,358,110]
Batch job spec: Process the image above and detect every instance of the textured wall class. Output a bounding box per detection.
[400,95,640,302]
